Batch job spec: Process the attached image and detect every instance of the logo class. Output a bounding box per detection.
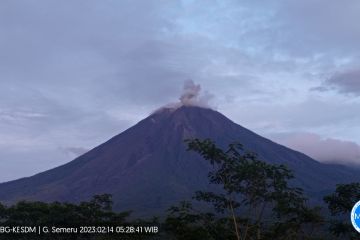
[351,200,360,233]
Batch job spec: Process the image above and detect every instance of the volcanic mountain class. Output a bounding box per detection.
[0,106,358,215]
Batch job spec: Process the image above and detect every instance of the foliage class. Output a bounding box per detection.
[165,201,235,240]
[0,194,157,240]
[165,139,324,240]
[324,183,360,239]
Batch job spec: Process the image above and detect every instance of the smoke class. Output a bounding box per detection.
[179,80,214,108]
[271,132,360,165]
[155,80,214,113]
[179,80,201,105]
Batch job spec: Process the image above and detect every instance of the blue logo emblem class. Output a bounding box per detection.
[351,200,360,232]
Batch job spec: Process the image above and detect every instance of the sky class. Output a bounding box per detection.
[1,0,360,182]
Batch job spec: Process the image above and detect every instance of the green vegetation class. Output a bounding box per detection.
[0,139,359,239]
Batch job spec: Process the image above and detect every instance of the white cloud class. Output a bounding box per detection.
[271,132,360,165]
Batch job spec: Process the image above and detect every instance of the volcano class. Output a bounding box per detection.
[0,106,358,215]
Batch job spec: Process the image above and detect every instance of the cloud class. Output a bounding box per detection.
[311,68,360,96]
[274,0,360,56]
[0,109,47,122]
[327,69,360,95]
[61,147,89,157]
[228,97,360,134]
[0,0,360,181]
[271,132,360,165]
[309,86,329,92]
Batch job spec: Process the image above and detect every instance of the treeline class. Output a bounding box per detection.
[0,194,158,240]
[0,139,359,239]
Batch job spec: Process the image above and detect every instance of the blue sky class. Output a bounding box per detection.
[1,0,360,182]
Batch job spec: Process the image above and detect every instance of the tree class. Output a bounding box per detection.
[166,139,323,240]
[165,201,217,240]
[0,202,6,222]
[324,183,360,239]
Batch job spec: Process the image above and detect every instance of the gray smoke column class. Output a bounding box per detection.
[179,80,201,105]
[179,80,213,108]
[154,80,214,113]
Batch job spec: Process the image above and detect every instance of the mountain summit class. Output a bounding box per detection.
[0,106,358,215]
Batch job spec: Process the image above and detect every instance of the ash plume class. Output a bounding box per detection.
[154,80,214,114]
[179,80,202,106]
[180,80,213,107]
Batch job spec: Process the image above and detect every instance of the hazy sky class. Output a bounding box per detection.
[1,0,360,182]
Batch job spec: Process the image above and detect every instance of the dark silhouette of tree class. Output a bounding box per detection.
[324,183,360,239]
[165,200,236,240]
[0,202,6,223]
[166,139,323,240]
[0,194,158,240]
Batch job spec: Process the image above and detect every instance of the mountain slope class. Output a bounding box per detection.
[0,106,358,215]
